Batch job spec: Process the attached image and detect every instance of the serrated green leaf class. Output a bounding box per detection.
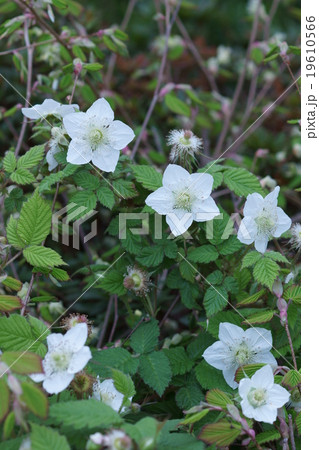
[137,246,164,267]
[31,423,70,450]
[179,259,196,282]
[96,186,115,209]
[235,363,266,382]
[10,168,35,185]
[165,92,191,117]
[98,270,126,295]
[241,250,262,269]
[265,251,289,264]
[21,382,48,418]
[131,165,163,191]
[17,145,45,169]
[39,164,78,192]
[0,295,22,312]
[195,360,233,392]
[111,369,136,399]
[283,285,301,304]
[206,389,233,408]
[50,268,70,281]
[180,409,210,425]
[17,192,52,246]
[3,152,16,173]
[84,62,103,71]
[204,286,228,316]
[0,315,48,356]
[89,348,139,376]
[243,310,274,325]
[0,351,42,374]
[199,420,241,446]
[282,370,301,388]
[50,399,122,430]
[236,289,265,306]
[112,180,137,199]
[130,319,159,354]
[163,347,193,375]
[217,235,242,255]
[188,245,218,263]
[176,384,204,410]
[73,170,100,190]
[223,168,263,197]
[138,351,172,396]
[23,246,66,268]
[253,257,280,289]
[295,412,301,435]
[255,430,281,445]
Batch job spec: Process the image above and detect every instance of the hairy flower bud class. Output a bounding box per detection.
[70,371,94,399]
[123,266,149,297]
[61,313,92,336]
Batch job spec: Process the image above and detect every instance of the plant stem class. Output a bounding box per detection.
[284,322,298,371]
[288,414,296,450]
[108,295,118,342]
[20,273,35,316]
[97,295,114,348]
[159,294,180,327]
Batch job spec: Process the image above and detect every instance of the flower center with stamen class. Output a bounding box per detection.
[247,388,267,408]
[89,128,104,148]
[51,351,71,371]
[174,191,193,212]
[255,208,276,236]
[234,343,252,365]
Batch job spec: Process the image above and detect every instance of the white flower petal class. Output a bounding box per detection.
[222,366,238,389]
[243,193,264,218]
[43,372,74,394]
[63,112,88,139]
[244,327,272,352]
[107,120,135,150]
[92,145,120,172]
[254,234,269,253]
[46,146,60,171]
[166,211,193,236]
[47,333,64,351]
[64,323,88,352]
[162,164,190,189]
[68,346,92,374]
[251,364,274,389]
[87,98,114,121]
[273,207,291,237]
[202,341,228,370]
[240,398,255,418]
[254,352,277,367]
[57,104,79,118]
[192,197,220,222]
[66,139,92,165]
[237,217,257,245]
[265,186,280,208]
[238,378,252,398]
[268,384,290,407]
[219,322,245,345]
[253,404,277,424]
[189,173,213,199]
[145,187,174,214]
[22,99,60,119]
[30,372,46,383]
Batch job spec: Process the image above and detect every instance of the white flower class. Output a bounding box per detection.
[289,223,301,251]
[202,322,277,389]
[89,430,132,449]
[217,46,232,65]
[46,126,68,171]
[22,99,78,120]
[239,365,290,423]
[145,164,220,236]
[30,323,92,394]
[63,98,135,172]
[207,57,219,74]
[92,378,132,412]
[237,186,292,253]
[167,129,202,162]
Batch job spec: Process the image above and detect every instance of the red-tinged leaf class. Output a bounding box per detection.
[1,276,22,291]
[199,420,241,446]
[1,352,43,375]
[282,370,301,388]
[206,389,233,409]
[235,364,266,382]
[20,382,48,419]
[0,378,10,422]
[0,295,22,312]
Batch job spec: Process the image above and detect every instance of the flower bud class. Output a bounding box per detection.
[61,313,92,336]
[123,266,149,297]
[70,371,94,399]
[8,374,22,396]
[272,278,283,298]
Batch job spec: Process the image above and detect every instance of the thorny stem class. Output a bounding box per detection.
[130,0,182,159]
[284,322,298,371]
[289,415,296,450]
[214,0,261,157]
[15,18,34,157]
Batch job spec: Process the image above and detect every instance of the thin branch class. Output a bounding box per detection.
[159,294,180,328]
[288,415,296,450]
[97,296,114,348]
[130,0,182,159]
[20,273,35,316]
[108,295,118,342]
[284,322,298,371]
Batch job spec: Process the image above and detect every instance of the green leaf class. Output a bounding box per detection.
[31,423,70,450]
[84,62,103,71]
[195,360,233,392]
[243,310,274,325]
[295,412,301,435]
[206,389,233,409]
[130,319,159,354]
[73,170,100,190]
[253,257,280,289]
[0,276,22,291]
[89,348,139,376]
[165,92,191,117]
[179,259,196,282]
[50,268,70,281]
[130,165,163,191]
[3,152,16,173]
[137,246,164,267]
[111,369,136,399]
[236,289,265,306]
[223,168,263,197]
[217,235,242,255]
[21,382,48,418]
[265,251,289,264]
[235,363,266,382]
[138,351,172,396]
[256,430,281,445]
[0,379,9,422]
[204,286,228,316]
[112,180,137,199]
[162,347,193,375]
[188,245,218,263]
[0,315,48,356]
[70,191,97,217]
[17,145,45,169]
[50,400,122,430]
[176,384,204,410]
[282,370,301,388]
[39,164,78,192]
[283,285,301,304]
[10,168,36,185]
[96,186,115,209]
[98,270,126,296]
[0,295,22,312]
[199,420,241,446]
[17,192,52,246]
[180,409,210,425]
[1,351,43,374]
[23,246,66,268]
[241,250,262,269]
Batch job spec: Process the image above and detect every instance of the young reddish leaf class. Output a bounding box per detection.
[0,295,22,312]
[1,352,43,375]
